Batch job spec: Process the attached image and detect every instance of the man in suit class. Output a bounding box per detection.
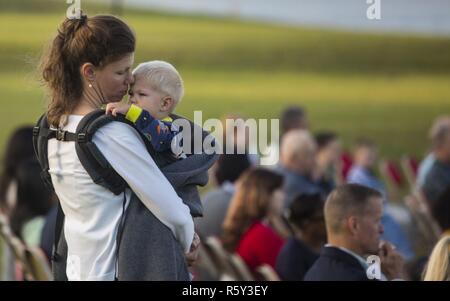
[304,184,405,281]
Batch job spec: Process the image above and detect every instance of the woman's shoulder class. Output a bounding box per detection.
[95,119,142,143]
[245,221,279,239]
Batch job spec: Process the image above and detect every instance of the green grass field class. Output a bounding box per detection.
[1,1,449,161]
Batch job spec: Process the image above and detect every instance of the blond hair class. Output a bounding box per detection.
[133,60,184,104]
[280,129,315,162]
[423,235,450,281]
[429,116,450,149]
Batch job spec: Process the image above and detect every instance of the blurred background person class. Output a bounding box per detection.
[314,131,342,195]
[422,235,450,281]
[430,185,450,237]
[347,138,414,261]
[0,126,35,217]
[0,126,35,280]
[347,139,384,195]
[222,168,287,272]
[416,116,450,188]
[277,129,323,208]
[221,113,260,166]
[261,105,309,169]
[195,154,251,238]
[280,106,309,139]
[9,159,55,247]
[420,116,450,205]
[276,193,326,280]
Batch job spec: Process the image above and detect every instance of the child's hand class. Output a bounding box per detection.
[105,102,131,117]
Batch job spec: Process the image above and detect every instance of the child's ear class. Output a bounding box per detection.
[160,96,174,112]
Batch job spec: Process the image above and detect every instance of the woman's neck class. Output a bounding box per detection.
[71,100,99,115]
[71,89,104,115]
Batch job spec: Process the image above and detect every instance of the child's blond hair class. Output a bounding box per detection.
[133,60,184,104]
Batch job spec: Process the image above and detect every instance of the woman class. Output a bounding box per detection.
[222,168,286,272]
[423,235,450,281]
[275,193,325,280]
[40,14,197,280]
[0,126,35,216]
[9,159,54,246]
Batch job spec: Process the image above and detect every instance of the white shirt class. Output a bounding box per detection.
[48,115,194,281]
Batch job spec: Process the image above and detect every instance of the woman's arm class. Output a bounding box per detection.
[93,121,194,252]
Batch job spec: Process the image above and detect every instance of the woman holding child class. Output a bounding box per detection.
[40,14,200,280]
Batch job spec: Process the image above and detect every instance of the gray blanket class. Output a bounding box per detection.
[53,118,218,281]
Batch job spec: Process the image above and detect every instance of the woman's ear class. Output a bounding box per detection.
[160,96,174,112]
[80,63,96,83]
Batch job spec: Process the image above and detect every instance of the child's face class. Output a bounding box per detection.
[128,75,168,120]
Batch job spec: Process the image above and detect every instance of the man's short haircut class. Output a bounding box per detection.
[133,60,184,104]
[324,184,382,234]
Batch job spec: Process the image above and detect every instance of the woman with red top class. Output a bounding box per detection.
[222,168,286,272]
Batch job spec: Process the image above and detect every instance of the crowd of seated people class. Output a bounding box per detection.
[1,108,450,282]
[192,108,450,281]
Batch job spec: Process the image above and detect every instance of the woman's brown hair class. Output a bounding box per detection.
[222,167,284,252]
[40,13,135,127]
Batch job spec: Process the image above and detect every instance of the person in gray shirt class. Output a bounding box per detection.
[422,116,450,204]
[276,129,324,209]
[195,154,251,238]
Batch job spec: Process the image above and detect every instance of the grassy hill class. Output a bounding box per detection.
[0,1,449,160]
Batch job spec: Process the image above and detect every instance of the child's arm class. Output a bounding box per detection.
[125,104,176,152]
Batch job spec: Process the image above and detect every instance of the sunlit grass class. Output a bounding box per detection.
[0,7,449,160]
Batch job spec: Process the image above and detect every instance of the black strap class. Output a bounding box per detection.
[52,201,65,263]
[114,191,127,281]
[74,110,128,195]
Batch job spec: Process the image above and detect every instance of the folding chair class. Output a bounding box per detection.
[228,253,254,281]
[25,246,53,281]
[194,242,222,280]
[0,216,51,281]
[403,190,441,256]
[379,159,404,201]
[0,224,29,280]
[340,152,353,182]
[400,155,419,191]
[255,264,280,281]
[204,236,240,280]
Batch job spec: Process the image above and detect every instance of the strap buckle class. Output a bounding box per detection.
[56,129,66,141]
[77,132,86,144]
[32,126,40,137]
